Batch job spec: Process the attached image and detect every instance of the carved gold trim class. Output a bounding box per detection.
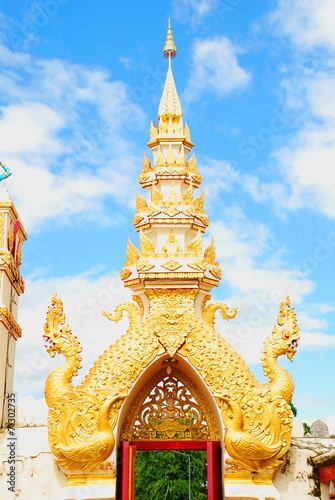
[210,267,222,280]
[0,306,22,339]
[139,272,203,279]
[120,368,219,441]
[0,212,4,247]
[0,251,25,294]
[66,473,116,487]
[120,268,132,280]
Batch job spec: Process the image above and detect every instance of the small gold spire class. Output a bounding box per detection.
[163,19,177,59]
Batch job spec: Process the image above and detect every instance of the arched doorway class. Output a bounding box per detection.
[118,364,223,500]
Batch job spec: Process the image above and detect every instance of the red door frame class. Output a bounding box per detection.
[120,440,223,500]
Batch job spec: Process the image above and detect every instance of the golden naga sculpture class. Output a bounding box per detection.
[44,288,299,473]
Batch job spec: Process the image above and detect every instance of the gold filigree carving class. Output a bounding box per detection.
[187,229,202,254]
[140,230,155,254]
[126,238,141,265]
[120,268,132,280]
[136,192,148,211]
[120,368,219,441]
[48,392,127,472]
[188,259,206,271]
[193,191,205,211]
[161,229,182,254]
[136,260,155,271]
[145,289,198,356]
[210,267,222,280]
[161,260,182,271]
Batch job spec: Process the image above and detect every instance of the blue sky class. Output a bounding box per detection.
[0,1,334,431]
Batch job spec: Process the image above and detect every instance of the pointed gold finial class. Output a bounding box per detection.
[163,19,177,59]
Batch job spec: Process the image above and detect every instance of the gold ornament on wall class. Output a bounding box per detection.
[193,190,205,211]
[151,185,164,204]
[161,260,182,271]
[136,192,148,211]
[126,238,141,265]
[140,230,155,254]
[204,236,216,264]
[161,229,182,254]
[150,121,158,139]
[187,228,202,254]
[142,152,151,171]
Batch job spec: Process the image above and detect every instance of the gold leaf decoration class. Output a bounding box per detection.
[151,185,164,204]
[136,192,148,211]
[140,230,155,254]
[161,260,182,271]
[155,146,165,165]
[182,182,193,204]
[163,207,180,217]
[204,236,216,264]
[187,229,202,254]
[147,207,162,217]
[120,268,132,280]
[166,145,175,165]
[137,260,155,271]
[210,267,222,280]
[161,229,182,254]
[187,153,197,172]
[197,214,209,226]
[176,148,185,165]
[142,152,151,171]
[133,215,144,226]
[168,181,179,203]
[126,238,141,264]
[184,123,191,141]
[193,190,205,211]
[188,259,206,271]
[150,121,158,138]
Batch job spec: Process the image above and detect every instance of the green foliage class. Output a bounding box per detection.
[134,450,207,500]
[303,422,311,435]
[289,401,297,417]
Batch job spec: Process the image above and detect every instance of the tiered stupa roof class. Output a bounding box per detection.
[121,22,221,299]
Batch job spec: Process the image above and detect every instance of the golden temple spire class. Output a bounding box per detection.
[163,19,177,63]
[158,20,182,129]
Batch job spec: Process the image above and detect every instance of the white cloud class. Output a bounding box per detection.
[0,41,145,231]
[269,0,335,50]
[183,36,251,103]
[172,0,218,23]
[201,210,326,363]
[15,268,132,399]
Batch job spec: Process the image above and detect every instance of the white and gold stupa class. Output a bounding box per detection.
[43,22,300,500]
